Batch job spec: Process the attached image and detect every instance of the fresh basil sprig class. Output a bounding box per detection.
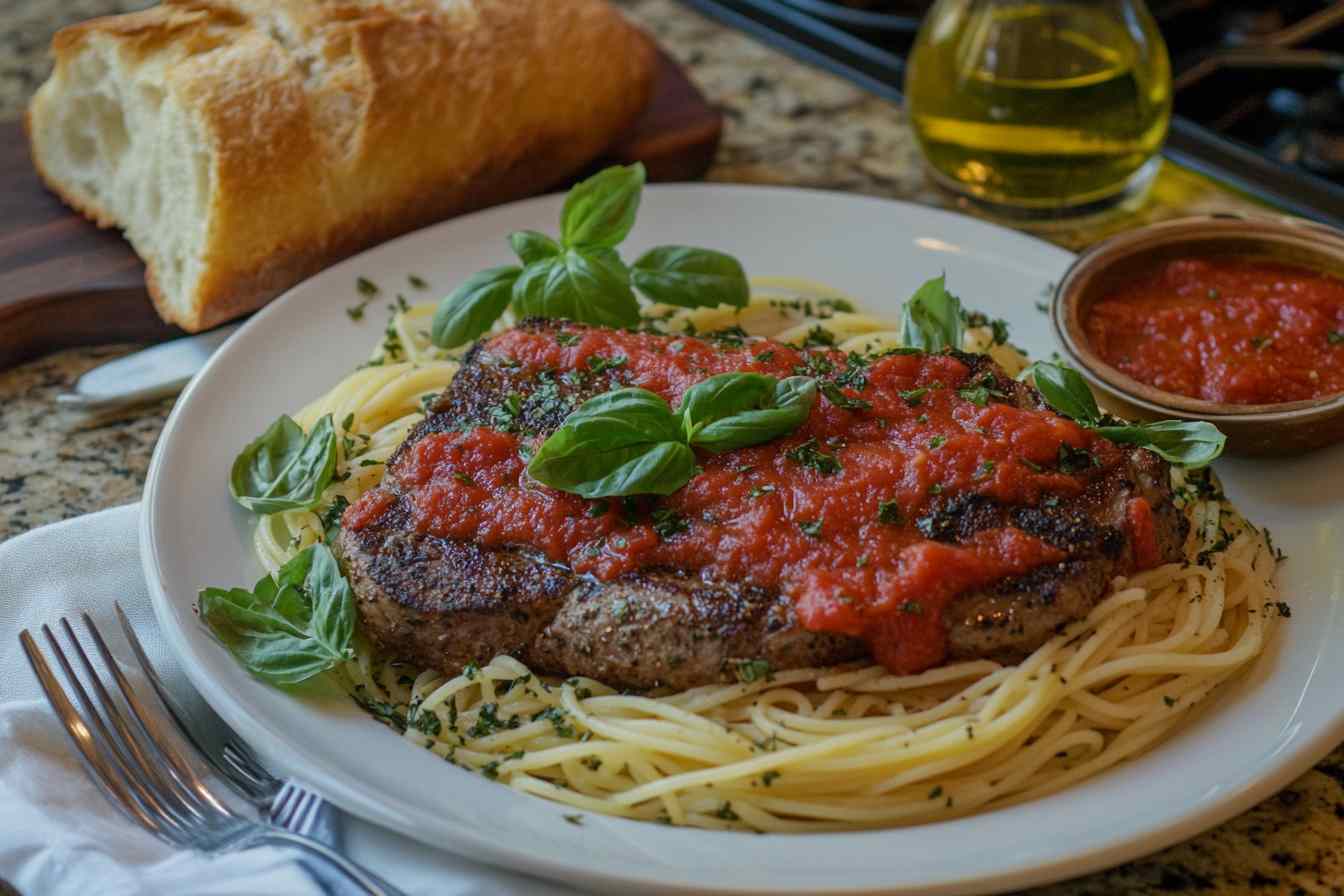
[901,275,965,352]
[229,414,337,514]
[525,388,696,498]
[1021,361,1226,469]
[432,163,750,349]
[680,373,817,453]
[198,543,355,686]
[527,373,818,497]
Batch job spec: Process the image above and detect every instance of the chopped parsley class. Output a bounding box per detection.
[785,438,841,476]
[714,802,740,821]
[651,508,689,539]
[563,814,584,826]
[531,706,577,738]
[1329,330,1344,346]
[1207,288,1220,301]
[899,387,927,407]
[467,703,521,738]
[957,385,990,406]
[408,274,428,289]
[319,496,350,542]
[1057,443,1099,473]
[749,484,776,498]
[877,498,903,525]
[356,276,379,297]
[928,785,943,799]
[928,483,944,495]
[975,460,996,479]
[965,312,1010,345]
[820,381,871,411]
[409,704,442,737]
[760,771,781,787]
[802,325,836,348]
[929,435,947,450]
[488,393,524,431]
[587,354,628,374]
[900,600,923,615]
[798,519,823,537]
[555,331,581,347]
[352,688,406,732]
[736,659,773,683]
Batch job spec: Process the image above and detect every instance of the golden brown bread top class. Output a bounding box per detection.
[38,1,656,330]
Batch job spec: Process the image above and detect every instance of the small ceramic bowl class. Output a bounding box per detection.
[1052,213,1344,457]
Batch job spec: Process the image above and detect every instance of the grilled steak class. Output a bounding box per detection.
[339,320,1187,689]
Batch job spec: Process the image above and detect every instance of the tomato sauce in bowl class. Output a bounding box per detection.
[1085,258,1344,405]
[1052,214,1344,456]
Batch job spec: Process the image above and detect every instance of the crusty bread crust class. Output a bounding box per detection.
[29,1,656,332]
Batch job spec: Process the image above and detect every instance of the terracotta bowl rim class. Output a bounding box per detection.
[1052,213,1344,424]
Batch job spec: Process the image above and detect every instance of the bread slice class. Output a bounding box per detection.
[27,0,655,332]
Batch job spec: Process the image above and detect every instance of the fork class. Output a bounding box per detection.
[110,603,337,843]
[20,612,404,896]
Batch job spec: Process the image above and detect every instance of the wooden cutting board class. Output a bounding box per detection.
[0,49,722,369]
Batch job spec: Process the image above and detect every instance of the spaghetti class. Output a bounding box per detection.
[253,281,1281,831]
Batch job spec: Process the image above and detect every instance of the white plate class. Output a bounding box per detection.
[141,186,1344,895]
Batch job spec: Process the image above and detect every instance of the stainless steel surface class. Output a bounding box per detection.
[114,602,279,806]
[117,603,346,871]
[56,323,241,411]
[19,612,405,896]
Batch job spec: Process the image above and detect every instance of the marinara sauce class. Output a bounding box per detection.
[347,326,1145,675]
[1085,257,1344,404]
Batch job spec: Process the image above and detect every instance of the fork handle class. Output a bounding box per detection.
[252,829,410,896]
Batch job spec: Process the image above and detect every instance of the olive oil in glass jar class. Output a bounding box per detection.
[904,0,1171,219]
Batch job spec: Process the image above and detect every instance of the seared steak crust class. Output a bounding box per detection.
[339,320,1188,689]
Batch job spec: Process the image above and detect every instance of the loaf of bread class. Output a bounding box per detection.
[28,0,656,332]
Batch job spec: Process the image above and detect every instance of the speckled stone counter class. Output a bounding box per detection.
[0,2,1338,893]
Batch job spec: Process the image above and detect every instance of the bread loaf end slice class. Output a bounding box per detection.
[28,2,656,332]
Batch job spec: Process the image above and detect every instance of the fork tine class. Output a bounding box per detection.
[46,621,199,835]
[114,602,274,804]
[60,617,209,825]
[221,742,276,795]
[271,781,300,828]
[83,611,234,816]
[20,628,178,843]
[290,791,318,832]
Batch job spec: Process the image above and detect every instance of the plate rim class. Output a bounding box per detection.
[140,183,1344,895]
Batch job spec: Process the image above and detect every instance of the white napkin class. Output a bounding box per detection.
[0,505,584,896]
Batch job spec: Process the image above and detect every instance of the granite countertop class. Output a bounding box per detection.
[1,1,1339,893]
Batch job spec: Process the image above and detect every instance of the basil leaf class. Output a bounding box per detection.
[509,230,561,265]
[631,246,749,309]
[305,540,356,657]
[430,265,520,349]
[198,544,354,686]
[677,372,776,439]
[900,275,964,351]
[229,415,337,514]
[511,249,641,329]
[1022,361,1102,425]
[527,388,692,497]
[560,162,645,249]
[684,375,818,453]
[1095,420,1226,469]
